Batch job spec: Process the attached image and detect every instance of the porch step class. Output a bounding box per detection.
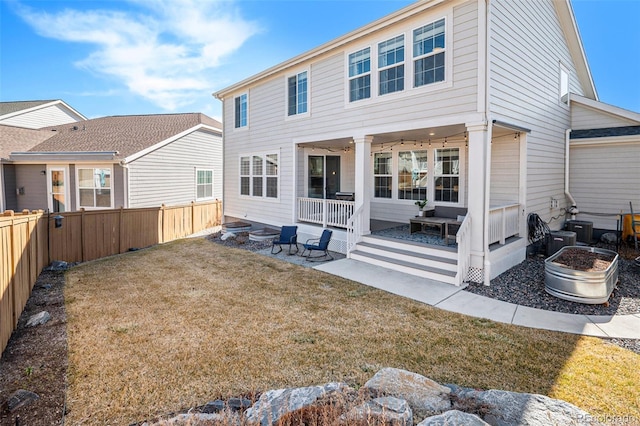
[350,236,458,285]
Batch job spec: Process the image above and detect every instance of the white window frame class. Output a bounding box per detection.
[344,12,452,108]
[347,46,372,103]
[239,152,279,200]
[195,168,214,201]
[433,147,460,203]
[378,34,405,96]
[412,17,447,89]
[286,70,309,118]
[373,152,393,199]
[75,165,114,210]
[234,93,248,129]
[47,165,70,213]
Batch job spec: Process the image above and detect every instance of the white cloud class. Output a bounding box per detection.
[16,0,259,111]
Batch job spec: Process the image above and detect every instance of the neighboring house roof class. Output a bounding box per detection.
[570,126,640,139]
[0,99,87,123]
[10,113,222,162]
[0,125,55,160]
[213,0,596,101]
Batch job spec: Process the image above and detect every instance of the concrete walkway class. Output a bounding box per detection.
[313,258,640,339]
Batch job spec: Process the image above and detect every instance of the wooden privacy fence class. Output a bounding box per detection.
[0,200,222,354]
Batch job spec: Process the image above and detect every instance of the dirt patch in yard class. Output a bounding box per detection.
[0,270,67,426]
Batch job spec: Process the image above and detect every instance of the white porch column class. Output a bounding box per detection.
[353,135,373,235]
[466,122,490,281]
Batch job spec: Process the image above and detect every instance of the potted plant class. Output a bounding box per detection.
[415,200,428,216]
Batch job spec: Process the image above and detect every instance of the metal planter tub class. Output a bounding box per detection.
[544,246,619,304]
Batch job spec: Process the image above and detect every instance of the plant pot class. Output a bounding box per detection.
[418,210,425,217]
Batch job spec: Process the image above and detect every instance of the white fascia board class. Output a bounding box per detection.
[570,135,640,147]
[9,151,119,163]
[121,124,222,164]
[570,94,640,123]
[213,0,447,99]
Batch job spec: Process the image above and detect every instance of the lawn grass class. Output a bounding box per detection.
[63,238,640,425]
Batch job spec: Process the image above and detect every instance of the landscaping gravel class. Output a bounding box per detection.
[465,254,640,316]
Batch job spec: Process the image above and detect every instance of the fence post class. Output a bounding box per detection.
[191,201,196,235]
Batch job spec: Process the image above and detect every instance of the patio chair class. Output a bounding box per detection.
[271,226,298,255]
[301,229,333,261]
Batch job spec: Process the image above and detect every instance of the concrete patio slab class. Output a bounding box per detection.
[313,259,462,306]
[433,291,518,323]
[512,306,608,337]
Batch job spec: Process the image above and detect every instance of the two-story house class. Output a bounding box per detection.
[213,0,639,286]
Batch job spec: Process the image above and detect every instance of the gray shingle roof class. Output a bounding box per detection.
[570,126,640,139]
[0,100,58,117]
[0,125,55,159]
[27,113,222,159]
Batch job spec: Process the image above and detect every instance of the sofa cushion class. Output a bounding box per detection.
[433,206,467,219]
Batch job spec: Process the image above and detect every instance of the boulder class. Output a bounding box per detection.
[363,367,451,417]
[244,382,350,425]
[449,387,602,426]
[342,396,412,426]
[418,409,489,425]
[3,389,40,412]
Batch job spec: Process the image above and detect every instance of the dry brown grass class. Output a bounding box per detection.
[63,238,640,425]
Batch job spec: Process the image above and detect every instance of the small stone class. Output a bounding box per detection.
[228,397,252,410]
[5,389,40,412]
[600,233,617,244]
[220,232,236,241]
[26,311,51,327]
[202,400,225,413]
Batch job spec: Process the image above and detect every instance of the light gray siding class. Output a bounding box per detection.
[569,141,640,230]
[490,137,520,206]
[127,129,222,208]
[489,0,583,228]
[15,164,48,211]
[0,104,82,129]
[222,0,479,227]
[571,103,638,130]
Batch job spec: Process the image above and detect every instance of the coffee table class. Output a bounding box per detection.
[409,216,461,244]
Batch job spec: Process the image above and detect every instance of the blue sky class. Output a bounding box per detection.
[1,0,639,121]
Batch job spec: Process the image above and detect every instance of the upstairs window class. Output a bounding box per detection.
[413,18,445,87]
[234,94,247,128]
[288,71,308,116]
[348,47,371,102]
[379,35,405,95]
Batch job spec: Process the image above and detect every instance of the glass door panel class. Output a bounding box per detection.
[50,169,66,212]
[308,156,324,198]
[325,156,341,199]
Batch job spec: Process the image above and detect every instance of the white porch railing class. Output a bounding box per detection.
[455,215,471,286]
[297,197,355,229]
[488,203,520,245]
[346,204,364,254]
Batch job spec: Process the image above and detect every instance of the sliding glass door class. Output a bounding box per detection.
[308,155,340,199]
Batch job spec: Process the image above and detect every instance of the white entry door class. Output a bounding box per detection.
[47,166,69,212]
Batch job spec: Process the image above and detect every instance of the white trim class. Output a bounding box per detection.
[238,150,280,200]
[121,124,222,164]
[46,165,70,213]
[232,93,249,131]
[559,62,570,107]
[75,164,115,210]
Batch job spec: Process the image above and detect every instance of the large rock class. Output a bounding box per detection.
[363,368,451,417]
[26,311,51,327]
[418,410,489,425]
[449,387,602,426]
[244,382,350,425]
[343,396,412,425]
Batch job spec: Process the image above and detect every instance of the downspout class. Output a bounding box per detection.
[564,128,579,220]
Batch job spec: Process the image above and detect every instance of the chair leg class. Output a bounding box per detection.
[288,243,299,255]
[271,244,282,254]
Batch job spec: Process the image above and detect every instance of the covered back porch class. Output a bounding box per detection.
[293,120,527,283]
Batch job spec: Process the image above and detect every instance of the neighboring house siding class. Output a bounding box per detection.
[114,165,126,208]
[3,164,17,211]
[571,104,638,130]
[0,104,82,129]
[569,141,640,230]
[489,0,582,227]
[15,164,48,211]
[127,130,222,208]
[223,0,479,226]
